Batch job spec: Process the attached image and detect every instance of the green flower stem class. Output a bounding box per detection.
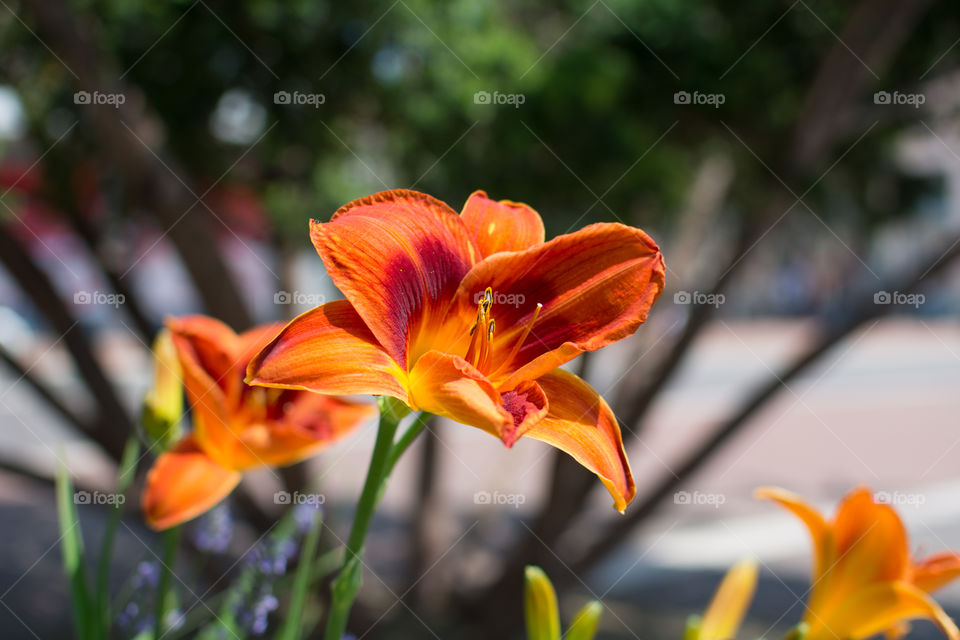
[155,525,181,640]
[385,411,431,475]
[323,400,427,640]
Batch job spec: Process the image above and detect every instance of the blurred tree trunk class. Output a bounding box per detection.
[569,232,960,575]
[0,226,132,462]
[23,0,253,331]
[464,0,933,628]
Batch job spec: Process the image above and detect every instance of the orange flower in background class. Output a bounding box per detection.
[142,316,374,530]
[757,486,960,640]
[247,189,665,511]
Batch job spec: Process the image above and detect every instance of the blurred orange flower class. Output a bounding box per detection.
[142,316,373,530]
[247,189,665,511]
[758,486,960,640]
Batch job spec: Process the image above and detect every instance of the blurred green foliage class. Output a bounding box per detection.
[4,0,960,242]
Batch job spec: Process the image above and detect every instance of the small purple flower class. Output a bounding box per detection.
[116,561,164,634]
[292,501,323,532]
[236,583,279,636]
[133,560,160,589]
[189,504,234,553]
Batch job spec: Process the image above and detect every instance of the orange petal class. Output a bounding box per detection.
[500,379,549,447]
[460,190,545,257]
[912,552,960,593]
[228,394,375,469]
[407,350,510,439]
[247,300,408,399]
[166,315,240,394]
[755,487,834,582]
[168,323,235,467]
[449,222,665,389]
[523,369,634,512]
[808,581,960,640]
[310,190,478,368]
[142,435,241,530]
[831,488,910,585]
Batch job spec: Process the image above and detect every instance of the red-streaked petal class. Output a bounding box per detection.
[460,190,545,257]
[522,369,634,512]
[310,190,478,368]
[500,379,548,447]
[227,394,376,469]
[247,300,408,399]
[142,435,241,530]
[408,350,510,439]
[166,315,240,393]
[168,325,235,467]
[237,323,285,366]
[913,552,960,593]
[449,222,665,389]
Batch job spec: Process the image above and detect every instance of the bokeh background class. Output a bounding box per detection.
[1,0,960,638]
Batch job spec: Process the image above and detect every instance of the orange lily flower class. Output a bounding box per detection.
[142,316,374,530]
[247,189,665,511]
[757,486,960,640]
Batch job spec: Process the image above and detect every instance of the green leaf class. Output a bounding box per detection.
[95,436,140,637]
[525,566,560,640]
[56,459,91,640]
[567,600,603,640]
[276,509,324,640]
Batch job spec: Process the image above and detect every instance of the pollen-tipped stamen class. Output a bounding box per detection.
[465,288,493,367]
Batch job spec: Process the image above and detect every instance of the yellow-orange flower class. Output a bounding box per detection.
[688,558,758,640]
[247,189,665,511]
[758,486,960,640]
[141,316,374,530]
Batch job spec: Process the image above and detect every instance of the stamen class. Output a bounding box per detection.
[491,303,542,376]
[465,289,493,366]
[475,319,495,371]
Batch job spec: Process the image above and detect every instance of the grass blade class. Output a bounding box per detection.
[277,509,324,640]
[96,436,140,636]
[56,459,91,640]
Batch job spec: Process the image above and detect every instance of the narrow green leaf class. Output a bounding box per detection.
[277,509,324,640]
[56,459,91,640]
[96,436,140,637]
[567,600,603,640]
[154,526,181,640]
[525,566,560,640]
